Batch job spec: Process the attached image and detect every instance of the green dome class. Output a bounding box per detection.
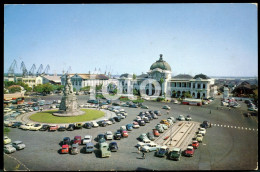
[150,54,171,71]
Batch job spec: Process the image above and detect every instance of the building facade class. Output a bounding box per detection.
[119,54,217,99]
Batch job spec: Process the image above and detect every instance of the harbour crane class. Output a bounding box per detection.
[8,59,17,77]
[43,64,50,75]
[36,64,43,76]
[29,64,36,76]
[20,61,28,77]
[66,66,72,74]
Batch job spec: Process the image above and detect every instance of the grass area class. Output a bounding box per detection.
[29,109,105,123]
[4,127,10,135]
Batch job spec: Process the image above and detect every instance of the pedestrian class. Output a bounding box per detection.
[142,152,146,159]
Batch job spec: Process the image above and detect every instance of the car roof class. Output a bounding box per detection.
[74,136,81,138]
[84,135,91,138]
[72,144,79,147]
[161,146,168,149]
[86,142,94,146]
[172,147,181,151]
[13,141,22,144]
[62,144,69,148]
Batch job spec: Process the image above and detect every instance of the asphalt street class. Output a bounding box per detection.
[3,95,258,171]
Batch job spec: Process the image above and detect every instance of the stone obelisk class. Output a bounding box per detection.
[53,74,84,116]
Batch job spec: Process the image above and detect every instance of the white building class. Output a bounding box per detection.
[119,54,217,99]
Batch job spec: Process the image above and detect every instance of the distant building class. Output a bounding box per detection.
[118,54,216,99]
[42,75,61,85]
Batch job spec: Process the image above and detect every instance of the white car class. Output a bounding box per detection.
[82,135,92,144]
[177,115,185,121]
[133,122,140,128]
[20,123,34,130]
[196,133,203,142]
[119,109,125,112]
[136,142,147,149]
[185,115,192,121]
[141,142,161,152]
[103,119,112,125]
[198,128,206,136]
[120,126,127,131]
[79,104,84,108]
[4,136,11,145]
[29,124,42,131]
[4,144,16,154]
[142,137,151,143]
[12,141,26,150]
[121,111,128,116]
[4,108,12,113]
[105,131,113,140]
[91,121,99,127]
[167,119,173,125]
[173,100,178,104]
[161,124,168,130]
[117,114,126,119]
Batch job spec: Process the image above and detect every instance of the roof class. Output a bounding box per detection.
[42,75,61,82]
[193,73,210,79]
[63,73,109,80]
[137,74,148,79]
[172,74,193,80]
[150,54,171,71]
[120,73,133,78]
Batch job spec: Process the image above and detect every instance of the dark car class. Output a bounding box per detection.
[114,116,121,122]
[143,117,150,123]
[97,120,108,127]
[84,122,92,129]
[62,137,71,145]
[201,121,211,129]
[107,100,111,104]
[130,104,138,108]
[58,125,67,131]
[138,120,146,126]
[67,124,75,131]
[109,118,116,124]
[39,124,50,131]
[126,124,133,131]
[11,122,23,128]
[146,114,153,121]
[147,132,155,141]
[109,142,118,152]
[97,134,106,144]
[88,99,98,104]
[154,110,161,116]
[114,131,122,140]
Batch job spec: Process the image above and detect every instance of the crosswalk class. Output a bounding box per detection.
[212,123,258,132]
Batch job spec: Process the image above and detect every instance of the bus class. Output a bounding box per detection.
[182,98,202,106]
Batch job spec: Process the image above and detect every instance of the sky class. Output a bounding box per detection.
[4,3,258,77]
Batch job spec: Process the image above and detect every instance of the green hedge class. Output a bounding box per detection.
[29,109,105,123]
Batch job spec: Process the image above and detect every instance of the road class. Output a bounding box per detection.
[3,95,258,171]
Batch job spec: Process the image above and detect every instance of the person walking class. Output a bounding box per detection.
[142,151,146,159]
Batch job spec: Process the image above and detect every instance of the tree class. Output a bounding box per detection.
[80,86,91,92]
[8,85,21,93]
[133,74,137,80]
[96,84,103,92]
[4,81,15,88]
[42,83,54,94]
[183,92,192,98]
[172,90,176,98]
[33,84,43,93]
[133,89,139,96]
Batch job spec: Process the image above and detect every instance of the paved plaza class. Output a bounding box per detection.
[4,94,258,171]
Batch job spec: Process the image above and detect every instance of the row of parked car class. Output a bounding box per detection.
[4,136,26,154]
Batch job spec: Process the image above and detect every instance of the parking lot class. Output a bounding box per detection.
[4,94,258,171]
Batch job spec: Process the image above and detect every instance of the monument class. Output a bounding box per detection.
[53,74,85,116]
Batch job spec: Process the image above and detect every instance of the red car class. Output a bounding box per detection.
[192,140,199,149]
[49,125,58,131]
[184,146,194,157]
[153,129,160,137]
[61,145,69,154]
[73,136,82,145]
[121,130,128,138]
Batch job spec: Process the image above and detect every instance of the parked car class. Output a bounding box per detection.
[151,113,158,119]
[20,123,34,130]
[4,144,16,154]
[141,142,160,152]
[138,120,146,126]
[58,125,67,131]
[85,142,94,153]
[11,122,23,128]
[185,115,192,121]
[39,124,50,131]
[141,105,149,109]
[168,148,182,161]
[71,144,79,155]
[147,132,155,141]
[192,140,199,149]
[82,135,92,144]
[177,115,185,121]
[105,131,113,140]
[73,136,82,145]
[160,119,170,127]
[30,124,42,131]
[61,144,69,154]
[126,124,133,131]
[168,117,176,123]
[121,130,128,138]
[184,146,194,157]
[201,121,211,129]
[114,131,122,140]
[155,146,169,157]
[109,142,118,152]
[97,134,106,144]
[67,124,75,131]
[103,119,112,125]
[130,104,138,108]
[155,124,164,133]
[75,123,83,129]
[198,128,206,136]
[133,122,140,128]
[12,141,26,150]
[100,142,111,158]
[154,110,161,116]
[49,125,58,131]
[91,121,99,128]
[109,118,116,124]
[84,122,93,129]
[162,105,171,110]
[196,134,203,142]
[153,129,160,137]
[62,137,71,145]
[4,136,11,145]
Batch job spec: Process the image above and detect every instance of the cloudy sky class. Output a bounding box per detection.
[4,3,258,77]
